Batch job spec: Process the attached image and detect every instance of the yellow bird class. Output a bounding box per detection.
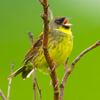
[7,16,73,80]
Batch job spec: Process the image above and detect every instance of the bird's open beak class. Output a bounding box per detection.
[63,18,72,27]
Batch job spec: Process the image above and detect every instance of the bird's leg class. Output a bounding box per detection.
[48,62,57,72]
[48,65,55,72]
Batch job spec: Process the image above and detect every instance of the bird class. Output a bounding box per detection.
[7,16,73,80]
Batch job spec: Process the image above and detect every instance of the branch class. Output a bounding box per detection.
[27,31,34,48]
[33,67,36,100]
[48,8,53,20]
[0,89,6,100]
[63,58,69,71]
[7,62,14,100]
[39,0,59,100]
[27,31,41,100]
[33,64,41,100]
[33,70,41,100]
[0,62,14,100]
[60,40,100,100]
[27,31,36,100]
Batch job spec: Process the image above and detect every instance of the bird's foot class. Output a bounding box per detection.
[48,62,57,72]
[48,66,55,72]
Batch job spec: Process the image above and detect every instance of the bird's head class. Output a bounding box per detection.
[49,16,72,30]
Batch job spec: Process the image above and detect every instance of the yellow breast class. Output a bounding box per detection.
[34,27,73,74]
[49,28,73,69]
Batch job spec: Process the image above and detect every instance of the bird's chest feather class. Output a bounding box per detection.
[34,34,73,73]
[49,35,73,68]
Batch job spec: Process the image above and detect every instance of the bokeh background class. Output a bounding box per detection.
[0,0,100,100]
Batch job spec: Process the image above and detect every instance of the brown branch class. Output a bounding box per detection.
[34,73,41,100]
[60,40,100,100]
[27,31,34,48]
[33,83,36,100]
[27,31,36,100]
[39,0,59,100]
[63,58,69,71]
[33,67,36,100]
[48,8,53,20]
[7,62,14,100]
[27,31,41,100]
[0,89,6,100]
[39,0,45,6]
[33,63,41,100]
[0,62,14,100]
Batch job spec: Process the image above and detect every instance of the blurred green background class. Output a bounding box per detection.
[0,0,100,100]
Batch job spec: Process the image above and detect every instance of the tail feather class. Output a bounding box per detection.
[27,69,34,78]
[22,70,31,79]
[7,66,26,79]
[21,69,34,79]
[7,61,34,80]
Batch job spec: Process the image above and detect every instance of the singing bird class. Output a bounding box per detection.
[7,16,73,80]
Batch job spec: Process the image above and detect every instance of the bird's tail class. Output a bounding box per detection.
[7,63,34,80]
[21,68,34,80]
[6,66,26,80]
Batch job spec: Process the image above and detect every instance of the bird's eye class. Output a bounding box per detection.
[55,18,65,25]
[55,20,61,25]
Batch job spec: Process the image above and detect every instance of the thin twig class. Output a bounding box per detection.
[34,76,41,100]
[48,8,53,20]
[39,0,45,6]
[0,62,14,100]
[33,68,36,100]
[27,31,41,100]
[0,89,6,100]
[60,40,100,100]
[7,62,14,100]
[33,63,41,100]
[27,31,36,100]
[63,58,69,71]
[39,0,59,100]
[27,31,34,48]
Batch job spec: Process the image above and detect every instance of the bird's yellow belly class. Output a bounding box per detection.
[34,36,73,74]
[50,37,73,69]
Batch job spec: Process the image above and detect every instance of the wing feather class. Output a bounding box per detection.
[22,32,43,63]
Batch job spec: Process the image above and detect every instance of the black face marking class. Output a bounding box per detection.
[55,18,65,25]
[62,25,70,29]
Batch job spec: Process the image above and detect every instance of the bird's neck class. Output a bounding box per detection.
[57,26,71,35]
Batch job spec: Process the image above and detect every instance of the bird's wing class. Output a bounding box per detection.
[22,32,43,63]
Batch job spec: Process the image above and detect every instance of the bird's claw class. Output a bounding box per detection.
[48,62,57,72]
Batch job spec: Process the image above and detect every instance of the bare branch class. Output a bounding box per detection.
[28,31,41,100]
[0,89,6,100]
[33,64,41,100]
[27,31,34,48]
[60,40,100,100]
[34,75,41,100]
[39,0,59,100]
[27,31,37,100]
[33,63,41,100]
[63,58,69,71]
[48,8,53,20]
[33,68,36,100]
[39,0,45,6]
[7,62,14,100]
